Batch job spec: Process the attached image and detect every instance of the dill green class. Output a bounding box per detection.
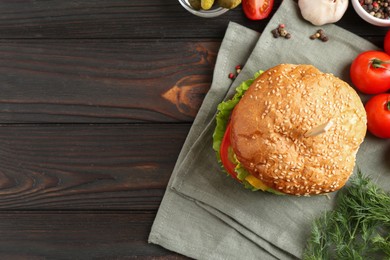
[303,170,390,260]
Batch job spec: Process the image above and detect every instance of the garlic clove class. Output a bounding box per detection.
[298,0,349,26]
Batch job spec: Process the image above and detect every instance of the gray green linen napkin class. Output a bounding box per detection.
[149,0,390,259]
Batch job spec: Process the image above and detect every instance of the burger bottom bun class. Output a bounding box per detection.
[230,64,367,196]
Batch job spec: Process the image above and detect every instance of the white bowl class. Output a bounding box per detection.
[351,0,390,27]
[178,0,229,18]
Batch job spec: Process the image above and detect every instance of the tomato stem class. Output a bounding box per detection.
[387,100,390,111]
[370,58,390,70]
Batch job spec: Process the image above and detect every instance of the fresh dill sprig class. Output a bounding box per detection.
[303,170,390,260]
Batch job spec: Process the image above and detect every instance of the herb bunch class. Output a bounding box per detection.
[304,171,390,260]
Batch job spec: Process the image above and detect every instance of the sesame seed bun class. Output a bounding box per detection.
[230,64,367,196]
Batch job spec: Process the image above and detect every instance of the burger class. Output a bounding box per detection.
[212,64,367,196]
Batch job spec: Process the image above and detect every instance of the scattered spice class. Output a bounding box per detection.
[309,34,318,40]
[235,65,242,74]
[360,0,390,19]
[271,24,291,39]
[310,29,329,42]
[228,65,243,80]
[271,29,280,38]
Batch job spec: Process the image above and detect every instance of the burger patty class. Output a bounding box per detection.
[230,64,367,196]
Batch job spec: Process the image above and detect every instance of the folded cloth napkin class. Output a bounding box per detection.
[149,0,390,259]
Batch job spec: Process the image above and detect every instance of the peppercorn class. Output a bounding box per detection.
[321,36,329,42]
[272,29,279,38]
[361,0,390,19]
[279,29,288,37]
[228,65,243,80]
[271,24,291,39]
[309,29,329,42]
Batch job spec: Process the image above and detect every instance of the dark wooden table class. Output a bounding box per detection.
[0,1,387,258]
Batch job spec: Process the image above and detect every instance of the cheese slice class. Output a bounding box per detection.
[245,174,269,191]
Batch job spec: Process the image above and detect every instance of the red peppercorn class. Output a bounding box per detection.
[279,23,285,28]
[235,65,242,70]
[228,73,235,79]
[373,1,379,8]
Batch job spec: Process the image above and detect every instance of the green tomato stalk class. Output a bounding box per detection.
[370,58,390,70]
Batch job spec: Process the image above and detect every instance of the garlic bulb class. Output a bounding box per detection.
[298,0,349,26]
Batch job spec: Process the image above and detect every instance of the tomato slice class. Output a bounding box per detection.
[220,123,239,181]
[242,0,274,20]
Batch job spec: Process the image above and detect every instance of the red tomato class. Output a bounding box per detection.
[220,123,239,181]
[365,93,390,138]
[242,0,274,20]
[385,30,390,55]
[350,51,390,94]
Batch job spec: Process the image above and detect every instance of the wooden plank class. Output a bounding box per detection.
[0,39,219,123]
[0,123,191,210]
[0,1,386,41]
[0,0,275,39]
[0,210,187,259]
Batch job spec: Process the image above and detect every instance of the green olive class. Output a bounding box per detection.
[217,0,241,9]
[201,0,215,10]
[189,0,202,10]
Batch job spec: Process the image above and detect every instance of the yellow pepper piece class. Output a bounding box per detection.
[245,174,269,191]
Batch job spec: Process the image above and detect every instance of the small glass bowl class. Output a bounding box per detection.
[178,0,229,18]
[351,0,390,27]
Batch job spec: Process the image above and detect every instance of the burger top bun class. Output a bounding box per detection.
[230,64,367,196]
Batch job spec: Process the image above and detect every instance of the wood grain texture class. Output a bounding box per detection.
[0,0,386,42]
[0,211,186,259]
[0,0,269,39]
[0,0,387,258]
[0,124,190,210]
[0,40,218,123]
